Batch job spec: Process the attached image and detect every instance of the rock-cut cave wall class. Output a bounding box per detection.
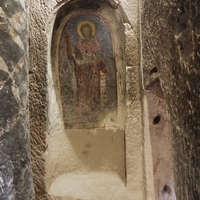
[1,0,199,199]
[142,0,200,199]
[0,0,34,199]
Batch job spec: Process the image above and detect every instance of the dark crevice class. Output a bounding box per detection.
[153,115,161,124]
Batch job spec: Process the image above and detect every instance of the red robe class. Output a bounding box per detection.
[74,37,106,126]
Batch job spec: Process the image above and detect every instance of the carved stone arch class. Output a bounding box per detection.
[54,0,119,11]
[46,1,127,199]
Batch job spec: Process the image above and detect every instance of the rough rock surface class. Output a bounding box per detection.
[146,78,176,200]
[0,0,34,199]
[142,0,200,199]
[29,0,51,199]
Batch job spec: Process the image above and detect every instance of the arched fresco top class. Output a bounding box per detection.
[50,0,126,130]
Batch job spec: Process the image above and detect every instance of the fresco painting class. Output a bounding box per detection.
[59,13,116,128]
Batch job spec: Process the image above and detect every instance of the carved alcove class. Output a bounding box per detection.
[60,13,117,129]
[47,0,127,199]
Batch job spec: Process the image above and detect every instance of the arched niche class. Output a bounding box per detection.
[47,1,126,199]
[50,0,126,130]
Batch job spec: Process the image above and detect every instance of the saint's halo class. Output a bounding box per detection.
[77,21,96,39]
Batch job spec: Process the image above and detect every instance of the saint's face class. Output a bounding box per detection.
[81,25,92,38]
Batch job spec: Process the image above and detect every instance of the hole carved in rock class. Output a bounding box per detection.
[153,115,161,124]
[162,184,171,194]
[149,66,158,75]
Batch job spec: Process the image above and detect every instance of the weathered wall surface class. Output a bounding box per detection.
[0,0,34,199]
[142,0,200,199]
[145,78,175,200]
[29,1,52,199]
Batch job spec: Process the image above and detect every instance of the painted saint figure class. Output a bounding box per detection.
[66,21,107,126]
